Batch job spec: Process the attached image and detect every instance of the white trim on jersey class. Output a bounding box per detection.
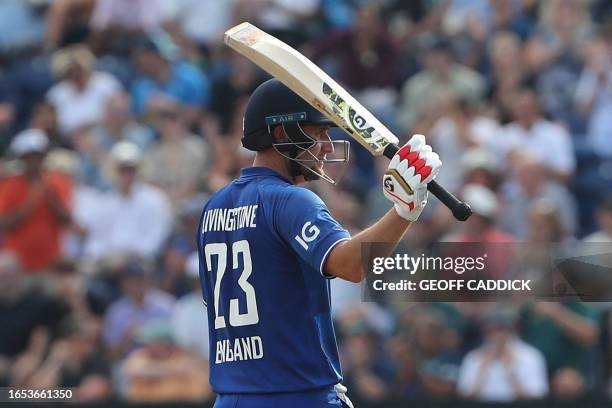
[319,237,351,279]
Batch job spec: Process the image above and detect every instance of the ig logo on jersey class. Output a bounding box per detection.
[295,221,320,250]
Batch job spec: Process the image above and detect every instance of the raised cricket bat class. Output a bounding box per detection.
[224,22,471,221]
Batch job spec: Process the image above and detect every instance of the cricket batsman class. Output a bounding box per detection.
[196,79,441,407]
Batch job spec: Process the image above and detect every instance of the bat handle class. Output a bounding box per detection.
[383,144,472,221]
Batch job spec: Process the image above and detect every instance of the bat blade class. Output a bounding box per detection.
[224,22,398,155]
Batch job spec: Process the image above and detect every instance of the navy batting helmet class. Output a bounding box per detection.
[242,79,335,151]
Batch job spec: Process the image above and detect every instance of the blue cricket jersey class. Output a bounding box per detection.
[196,167,351,394]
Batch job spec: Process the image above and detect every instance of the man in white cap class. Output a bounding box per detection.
[83,141,171,259]
[453,184,514,243]
[0,129,71,272]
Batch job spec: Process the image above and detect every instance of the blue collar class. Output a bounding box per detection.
[239,167,292,183]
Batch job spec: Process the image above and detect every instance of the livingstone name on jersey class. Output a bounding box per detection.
[202,205,258,233]
[215,335,264,364]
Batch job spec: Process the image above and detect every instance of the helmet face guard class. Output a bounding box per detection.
[270,120,350,185]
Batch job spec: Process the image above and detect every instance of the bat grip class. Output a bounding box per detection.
[383,144,472,221]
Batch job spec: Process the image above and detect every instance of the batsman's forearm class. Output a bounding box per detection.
[325,209,410,282]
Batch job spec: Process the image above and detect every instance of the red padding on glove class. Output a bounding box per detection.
[416,165,432,181]
[398,144,411,157]
[411,158,426,171]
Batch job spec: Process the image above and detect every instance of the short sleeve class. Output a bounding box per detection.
[274,187,350,277]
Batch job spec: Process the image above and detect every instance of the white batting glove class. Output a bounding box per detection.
[382,134,442,222]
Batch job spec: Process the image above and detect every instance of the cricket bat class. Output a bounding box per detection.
[224,22,471,221]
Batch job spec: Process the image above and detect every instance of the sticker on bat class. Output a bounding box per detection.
[322,83,374,139]
[322,83,346,116]
[348,107,374,140]
[233,25,264,46]
[322,82,390,151]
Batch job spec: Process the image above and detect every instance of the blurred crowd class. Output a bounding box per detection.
[0,0,611,404]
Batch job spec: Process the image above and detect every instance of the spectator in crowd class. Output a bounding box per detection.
[459,148,502,192]
[82,141,172,259]
[141,97,209,206]
[210,54,263,135]
[9,327,53,388]
[500,153,577,239]
[103,259,174,361]
[429,95,501,193]
[120,319,211,402]
[163,0,234,48]
[0,130,72,272]
[40,147,89,254]
[312,3,400,93]
[524,0,594,73]
[386,304,463,399]
[47,258,93,321]
[398,35,485,132]
[0,251,69,360]
[520,301,600,384]
[535,38,583,130]
[339,316,394,402]
[502,88,576,184]
[526,201,572,245]
[574,35,612,158]
[90,0,168,34]
[162,194,208,296]
[446,184,513,244]
[0,69,16,154]
[583,196,612,242]
[91,92,155,152]
[418,354,460,399]
[28,102,63,150]
[0,0,46,52]
[170,252,209,359]
[130,34,209,126]
[75,92,154,189]
[40,147,108,259]
[234,0,320,47]
[45,0,95,50]
[24,316,111,402]
[47,44,123,136]
[203,97,254,192]
[457,307,548,401]
[551,366,587,399]
[443,185,514,280]
[484,31,528,122]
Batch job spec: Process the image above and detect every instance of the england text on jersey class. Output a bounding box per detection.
[215,336,264,364]
[202,205,258,233]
